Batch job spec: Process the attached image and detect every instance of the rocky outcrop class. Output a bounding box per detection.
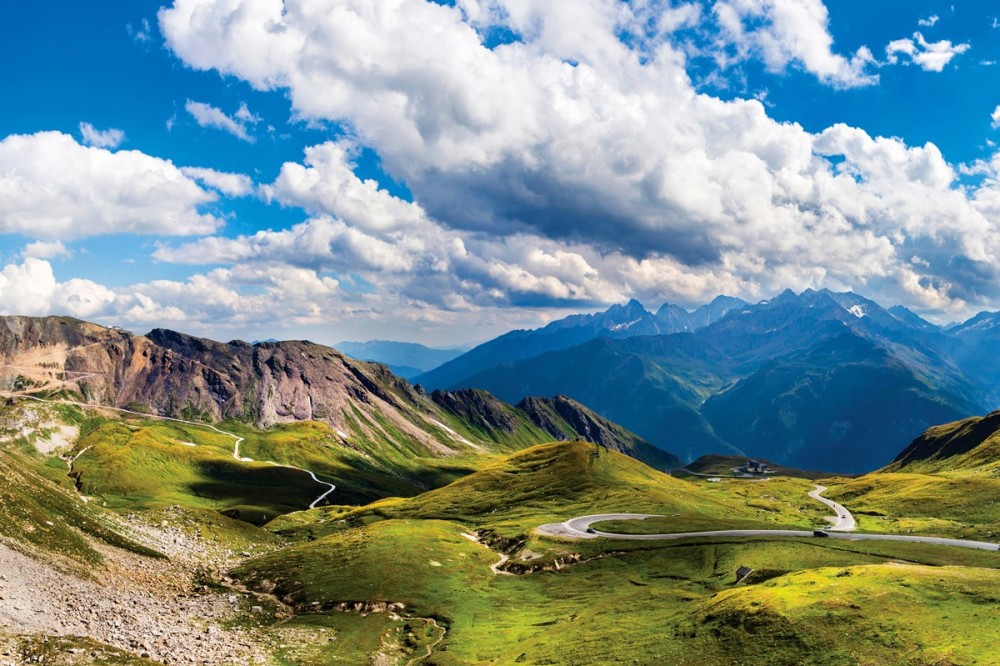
[429,388,522,434]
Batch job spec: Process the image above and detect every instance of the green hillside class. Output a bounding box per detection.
[684,564,1000,665]
[236,439,1000,664]
[9,370,1000,665]
[822,412,1000,542]
[268,440,815,542]
[885,410,1000,474]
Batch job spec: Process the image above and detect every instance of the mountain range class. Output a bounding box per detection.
[415,289,999,473]
[0,315,675,483]
[334,340,467,380]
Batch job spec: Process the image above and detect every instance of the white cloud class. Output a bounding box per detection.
[79,122,126,149]
[184,100,258,142]
[885,32,970,72]
[918,15,939,28]
[711,0,878,88]
[991,105,1000,129]
[140,0,1000,323]
[0,131,223,239]
[262,140,429,233]
[0,256,342,332]
[22,240,71,260]
[180,167,255,197]
[0,259,115,320]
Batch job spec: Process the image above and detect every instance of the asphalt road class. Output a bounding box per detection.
[808,484,855,531]
[537,486,1000,552]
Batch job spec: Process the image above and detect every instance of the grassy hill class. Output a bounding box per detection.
[0,401,162,564]
[235,439,1000,664]
[683,564,1000,665]
[267,440,808,542]
[7,393,1000,665]
[885,410,1000,474]
[819,412,1000,542]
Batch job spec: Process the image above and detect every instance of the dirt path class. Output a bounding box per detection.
[403,617,445,666]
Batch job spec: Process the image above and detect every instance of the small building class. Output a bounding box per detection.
[735,565,753,584]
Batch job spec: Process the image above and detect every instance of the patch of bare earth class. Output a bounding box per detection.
[0,513,278,665]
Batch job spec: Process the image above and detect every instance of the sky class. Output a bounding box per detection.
[2,0,1000,345]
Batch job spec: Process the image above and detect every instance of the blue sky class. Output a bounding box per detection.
[1,0,1000,345]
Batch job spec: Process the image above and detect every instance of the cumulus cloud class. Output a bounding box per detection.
[22,240,71,260]
[991,105,1000,129]
[0,131,223,239]
[0,256,343,332]
[158,141,627,307]
[711,0,878,88]
[180,167,255,197]
[79,122,126,149]
[918,15,939,28]
[152,0,1000,318]
[185,100,258,142]
[0,259,115,319]
[885,32,970,72]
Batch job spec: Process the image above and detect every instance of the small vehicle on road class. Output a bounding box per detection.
[585,527,596,534]
[813,529,829,537]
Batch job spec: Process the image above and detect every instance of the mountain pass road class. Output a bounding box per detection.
[537,485,999,552]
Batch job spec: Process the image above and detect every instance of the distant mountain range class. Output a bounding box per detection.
[417,295,746,390]
[415,289,1000,473]
[335,340,467,379]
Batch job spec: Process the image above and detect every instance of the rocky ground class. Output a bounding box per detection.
[0,509,283,666]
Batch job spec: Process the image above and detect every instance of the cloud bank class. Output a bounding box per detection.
[153,0,1000,320]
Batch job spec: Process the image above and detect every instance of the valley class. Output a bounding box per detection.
[7,2,1000,664]
[2,315,1000,664]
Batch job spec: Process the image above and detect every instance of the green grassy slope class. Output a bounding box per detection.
[9,392,1000,665]
[823,412,1000,542]
[0,448,163,564]
[684,564,1000,665]
[268,441,819,542]
[885,410,1000,474]
[70,418,323,525]
[238,521,1000,664]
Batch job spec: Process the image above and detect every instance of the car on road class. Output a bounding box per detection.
[813,529,829,537]
[585,528,596,534]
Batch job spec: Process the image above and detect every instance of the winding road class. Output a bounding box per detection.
[537,485,1000,552]
[808,484,855,531]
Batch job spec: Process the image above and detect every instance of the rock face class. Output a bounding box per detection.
[0,316,678,466]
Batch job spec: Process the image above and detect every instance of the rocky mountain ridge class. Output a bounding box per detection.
[0,316,674,469]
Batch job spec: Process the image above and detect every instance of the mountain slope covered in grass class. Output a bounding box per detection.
[823,412,1000,542]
